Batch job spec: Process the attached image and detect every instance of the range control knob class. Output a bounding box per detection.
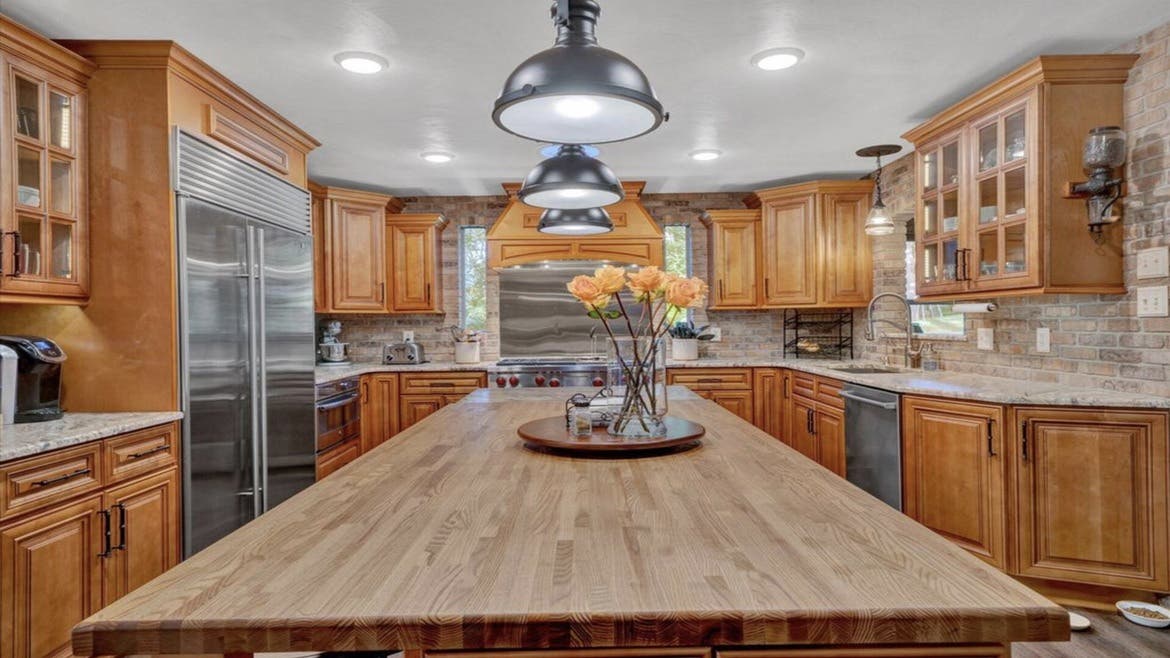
[592,377,605,387]
[495,376,507,388]
[548,378,561,388]
[534,375,546,387]
[508,376,520,387]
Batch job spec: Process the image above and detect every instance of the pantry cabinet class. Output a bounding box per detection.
[0,15,95,304]
[904,55,1139,299]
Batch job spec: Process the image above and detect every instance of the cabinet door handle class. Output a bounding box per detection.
[718,281,725,299]
[986,419,996,457]
[1020,421,1029,462]
[807,408,815,435]
[32,467,91,488]
[2,230,22,277]
[764,278,771,298]
[379,282,386,303]
[113,503,127,551]
[426,283,431,304]
[98,509,112,558]
[128,444,170,460]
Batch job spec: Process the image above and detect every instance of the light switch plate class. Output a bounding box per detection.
[977,327,995,351]
[1036,327,1051,353]
[402,330,415,342]
[1136,247,1170,280]
[708,327,722,342]
[1137,286,1169,317]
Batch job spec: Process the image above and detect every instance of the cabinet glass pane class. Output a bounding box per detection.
[942,190,959,233]
[979,231,999,277]
[17,216,43,276]
[17,147,41,208]
[978,123,998,171]
[922,151,938,192]
[923,243,939,283]
[14,76,40,140]
[923,198,938,237]
[51,223,74,279]
[942,239,960,282]
[1005,167,1026,218]
[50,159,73,216]
[49,92,73,150]
[942,142,959,187]
[1005,224,1026,274]
[979,177,998,224]
[1005,110,1026,163]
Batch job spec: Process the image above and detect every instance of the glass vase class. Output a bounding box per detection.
[606,335,668,438]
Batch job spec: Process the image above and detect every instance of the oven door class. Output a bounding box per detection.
[315,391,361,454]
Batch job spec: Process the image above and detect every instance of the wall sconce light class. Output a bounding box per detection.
[1066,126,1127,233]
[856,144,903,236]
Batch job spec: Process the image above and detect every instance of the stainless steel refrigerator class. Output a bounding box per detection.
[173,130,316,556]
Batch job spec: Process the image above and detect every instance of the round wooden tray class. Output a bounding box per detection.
[518,416,705,456]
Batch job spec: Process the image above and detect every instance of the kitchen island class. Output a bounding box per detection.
[73,388,1068,657]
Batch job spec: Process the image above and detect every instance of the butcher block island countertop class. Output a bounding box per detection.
[73,388,1068,657]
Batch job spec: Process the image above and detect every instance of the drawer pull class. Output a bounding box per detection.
[32,467,91,488]
[426,382,457,387]
[696,378,724,384]
[128,444,170,460]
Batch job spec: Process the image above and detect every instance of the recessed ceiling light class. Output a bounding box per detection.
[751,47,805,71]
[421,152,454,164]
[333,51,388,74]
[690,149,722,161]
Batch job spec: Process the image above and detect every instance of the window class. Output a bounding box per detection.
[459,226,487,331]
[905,241,966,337]
[663,224,692,277]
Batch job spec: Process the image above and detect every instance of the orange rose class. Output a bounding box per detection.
[627,265,669,300]
[664,276,709,309]
[566,275,611,309]
[592,265,627,294]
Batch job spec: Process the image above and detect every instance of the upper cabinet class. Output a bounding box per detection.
[387,213,447,314]
[705,180,874,310]
[0,15,95,303]
[903,55,1139,299]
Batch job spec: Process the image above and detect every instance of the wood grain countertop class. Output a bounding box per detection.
[73,389,1068,656]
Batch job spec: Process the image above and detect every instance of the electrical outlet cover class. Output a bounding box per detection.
[708,327,722,342]
[403,330,415,342]
[1137,286,1169,318]
[1036,327,1051,353]
[1136,247,1170,280]
[977,327,995,351]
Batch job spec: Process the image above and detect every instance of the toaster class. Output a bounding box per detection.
[383,341,426,365]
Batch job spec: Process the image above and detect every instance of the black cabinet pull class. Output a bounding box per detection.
[2,230,22,277]
[986,419,996,457]
[113,503,127,550]
[1020,421,1029,461]
[806,408,815,435]
[32,467,91,488]
[128,444,170,460]
[98,509,112,558]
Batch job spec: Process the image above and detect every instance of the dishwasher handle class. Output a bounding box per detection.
[839,390,898,410]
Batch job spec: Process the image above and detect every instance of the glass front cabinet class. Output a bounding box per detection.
[905,55,1138,300]
[1,17,94,302]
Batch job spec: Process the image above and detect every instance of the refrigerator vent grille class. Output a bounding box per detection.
[174,130,311,234]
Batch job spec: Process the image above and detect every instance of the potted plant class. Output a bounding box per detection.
[449,326,486,364]
[667,320,713,361]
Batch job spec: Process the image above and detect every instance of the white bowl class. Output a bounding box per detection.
[1116,600,1170,628]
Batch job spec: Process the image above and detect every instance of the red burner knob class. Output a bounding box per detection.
[495,376,507,388]
[508,376,520,387]
[534,375,546,387]
[548,378,561,388]
[592,377,605,387]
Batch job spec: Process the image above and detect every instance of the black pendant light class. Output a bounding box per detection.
[519,144,625,209]
[538,207,614,235]
[493,0,667,144]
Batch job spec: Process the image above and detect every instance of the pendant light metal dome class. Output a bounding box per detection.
[493,0,667,144]
[519,144,625,209]
[856,144,903,236]
[537,207,614,235]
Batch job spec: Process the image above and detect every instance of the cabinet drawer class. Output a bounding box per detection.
[316,437,361,481]
[400,371,487,394]
[791,372,817,399]
[103,422,179,484]
[0,442,103,521]
[666,368,752,390]
[816,375,845,410]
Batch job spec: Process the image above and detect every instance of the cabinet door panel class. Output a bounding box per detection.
[400,394,447,430]
[787,397,818,462]
[1015,408,1168,590]
[103,469,180,604]
[709,220,758,308]
[752,368,784,440]
[329,201,385,311]
[1,495,104,658]
[362,373,400,452]
[761,195,816,306]
[820,192,872,306]
[815,406,846,477]
[389,222,437,312]
[709,390,753,424]
[902,398,1006,569]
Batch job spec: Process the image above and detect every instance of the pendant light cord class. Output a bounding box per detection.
[555,0,570,27]
[873,154,885,206]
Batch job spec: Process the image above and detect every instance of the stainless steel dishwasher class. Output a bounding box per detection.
[840,383,902,510]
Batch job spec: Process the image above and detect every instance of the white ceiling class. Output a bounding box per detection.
[7,1,1170,196]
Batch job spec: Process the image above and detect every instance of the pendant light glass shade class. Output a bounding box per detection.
[519,144,625,209]
[493,0,666,144]
[864,202,896,236]
[856,144,903,237]
[537,207,614,235]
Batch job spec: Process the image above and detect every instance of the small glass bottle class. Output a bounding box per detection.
[569,401,593,438]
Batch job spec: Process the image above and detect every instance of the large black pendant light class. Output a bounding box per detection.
[538,207,614,235]
[519,144,625,209]
[493,0,667,144]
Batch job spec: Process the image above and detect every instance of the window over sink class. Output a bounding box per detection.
[906,241,966,338]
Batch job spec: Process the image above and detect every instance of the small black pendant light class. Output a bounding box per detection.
[856,144,903,236]
[493,0,667,144]
[537,207,614,235]
[519,144,625,209]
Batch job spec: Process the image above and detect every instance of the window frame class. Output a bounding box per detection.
[905,240,967,339]
[458,225,487,331]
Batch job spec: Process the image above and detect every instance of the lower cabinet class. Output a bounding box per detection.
[102,469,181,603]
[788,394,846,477]
[362,373,400,453]
[752,368,786,440]
[316,437,361,480]
[400,393,449,430]
[666,368,754,423]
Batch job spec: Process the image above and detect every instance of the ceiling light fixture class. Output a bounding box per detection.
[519,144,624,209]
[421,152,454,164]
[333,51,388,74]
[751,47,805,71]
[856,144,903,236]
[493,0,668,144]
[538,207,614,235]
[690,149,722,161]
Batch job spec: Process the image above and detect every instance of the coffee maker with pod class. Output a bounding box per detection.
[318,320,351,366]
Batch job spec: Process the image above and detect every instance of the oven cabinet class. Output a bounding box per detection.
[0,422,180,658]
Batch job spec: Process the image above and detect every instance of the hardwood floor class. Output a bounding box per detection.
[1014,608,1170,657]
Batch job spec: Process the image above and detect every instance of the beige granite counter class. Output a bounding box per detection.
[316,361,496,384]
[0,411,184,463]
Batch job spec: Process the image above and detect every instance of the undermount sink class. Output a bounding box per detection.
[831,366,902,374]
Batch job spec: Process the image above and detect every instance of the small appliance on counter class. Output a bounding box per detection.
[383,341,427,365]
[0,345,17,425]
[318,320,351,366]
[0,335,66,423]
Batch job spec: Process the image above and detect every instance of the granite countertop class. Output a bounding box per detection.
[0,411,185,463]
[315,360,497,384]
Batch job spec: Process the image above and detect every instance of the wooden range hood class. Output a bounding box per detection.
[487,181,663,269]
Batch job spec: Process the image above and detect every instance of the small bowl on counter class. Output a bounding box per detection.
[1115,600,1170,628]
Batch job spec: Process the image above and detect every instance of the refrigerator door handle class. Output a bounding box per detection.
[255,226,269,512]
[245,225,263,519]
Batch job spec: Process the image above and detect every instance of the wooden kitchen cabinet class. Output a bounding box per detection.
[316,437,361,480]
[387,214,448,313]
[102,468,180,604]
[752,368,786,441]
[361,373,400,453]
[310,183,400,313]
[666,368,754,422]
[787,395,818,463]
[703,210,759,309]
[785,373,846,476]
[0,15,95,304]
[400,394,448,430]
[397,371,488,432]
[904,55,1139,299]
[1012,407,1169,591]
[902,396,1007,570]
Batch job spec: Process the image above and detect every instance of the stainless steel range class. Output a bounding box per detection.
[492,357,608,389]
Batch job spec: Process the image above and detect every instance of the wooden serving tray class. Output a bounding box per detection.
[517,416,704,456]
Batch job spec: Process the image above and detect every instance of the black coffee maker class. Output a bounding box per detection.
[0,336,66,423]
